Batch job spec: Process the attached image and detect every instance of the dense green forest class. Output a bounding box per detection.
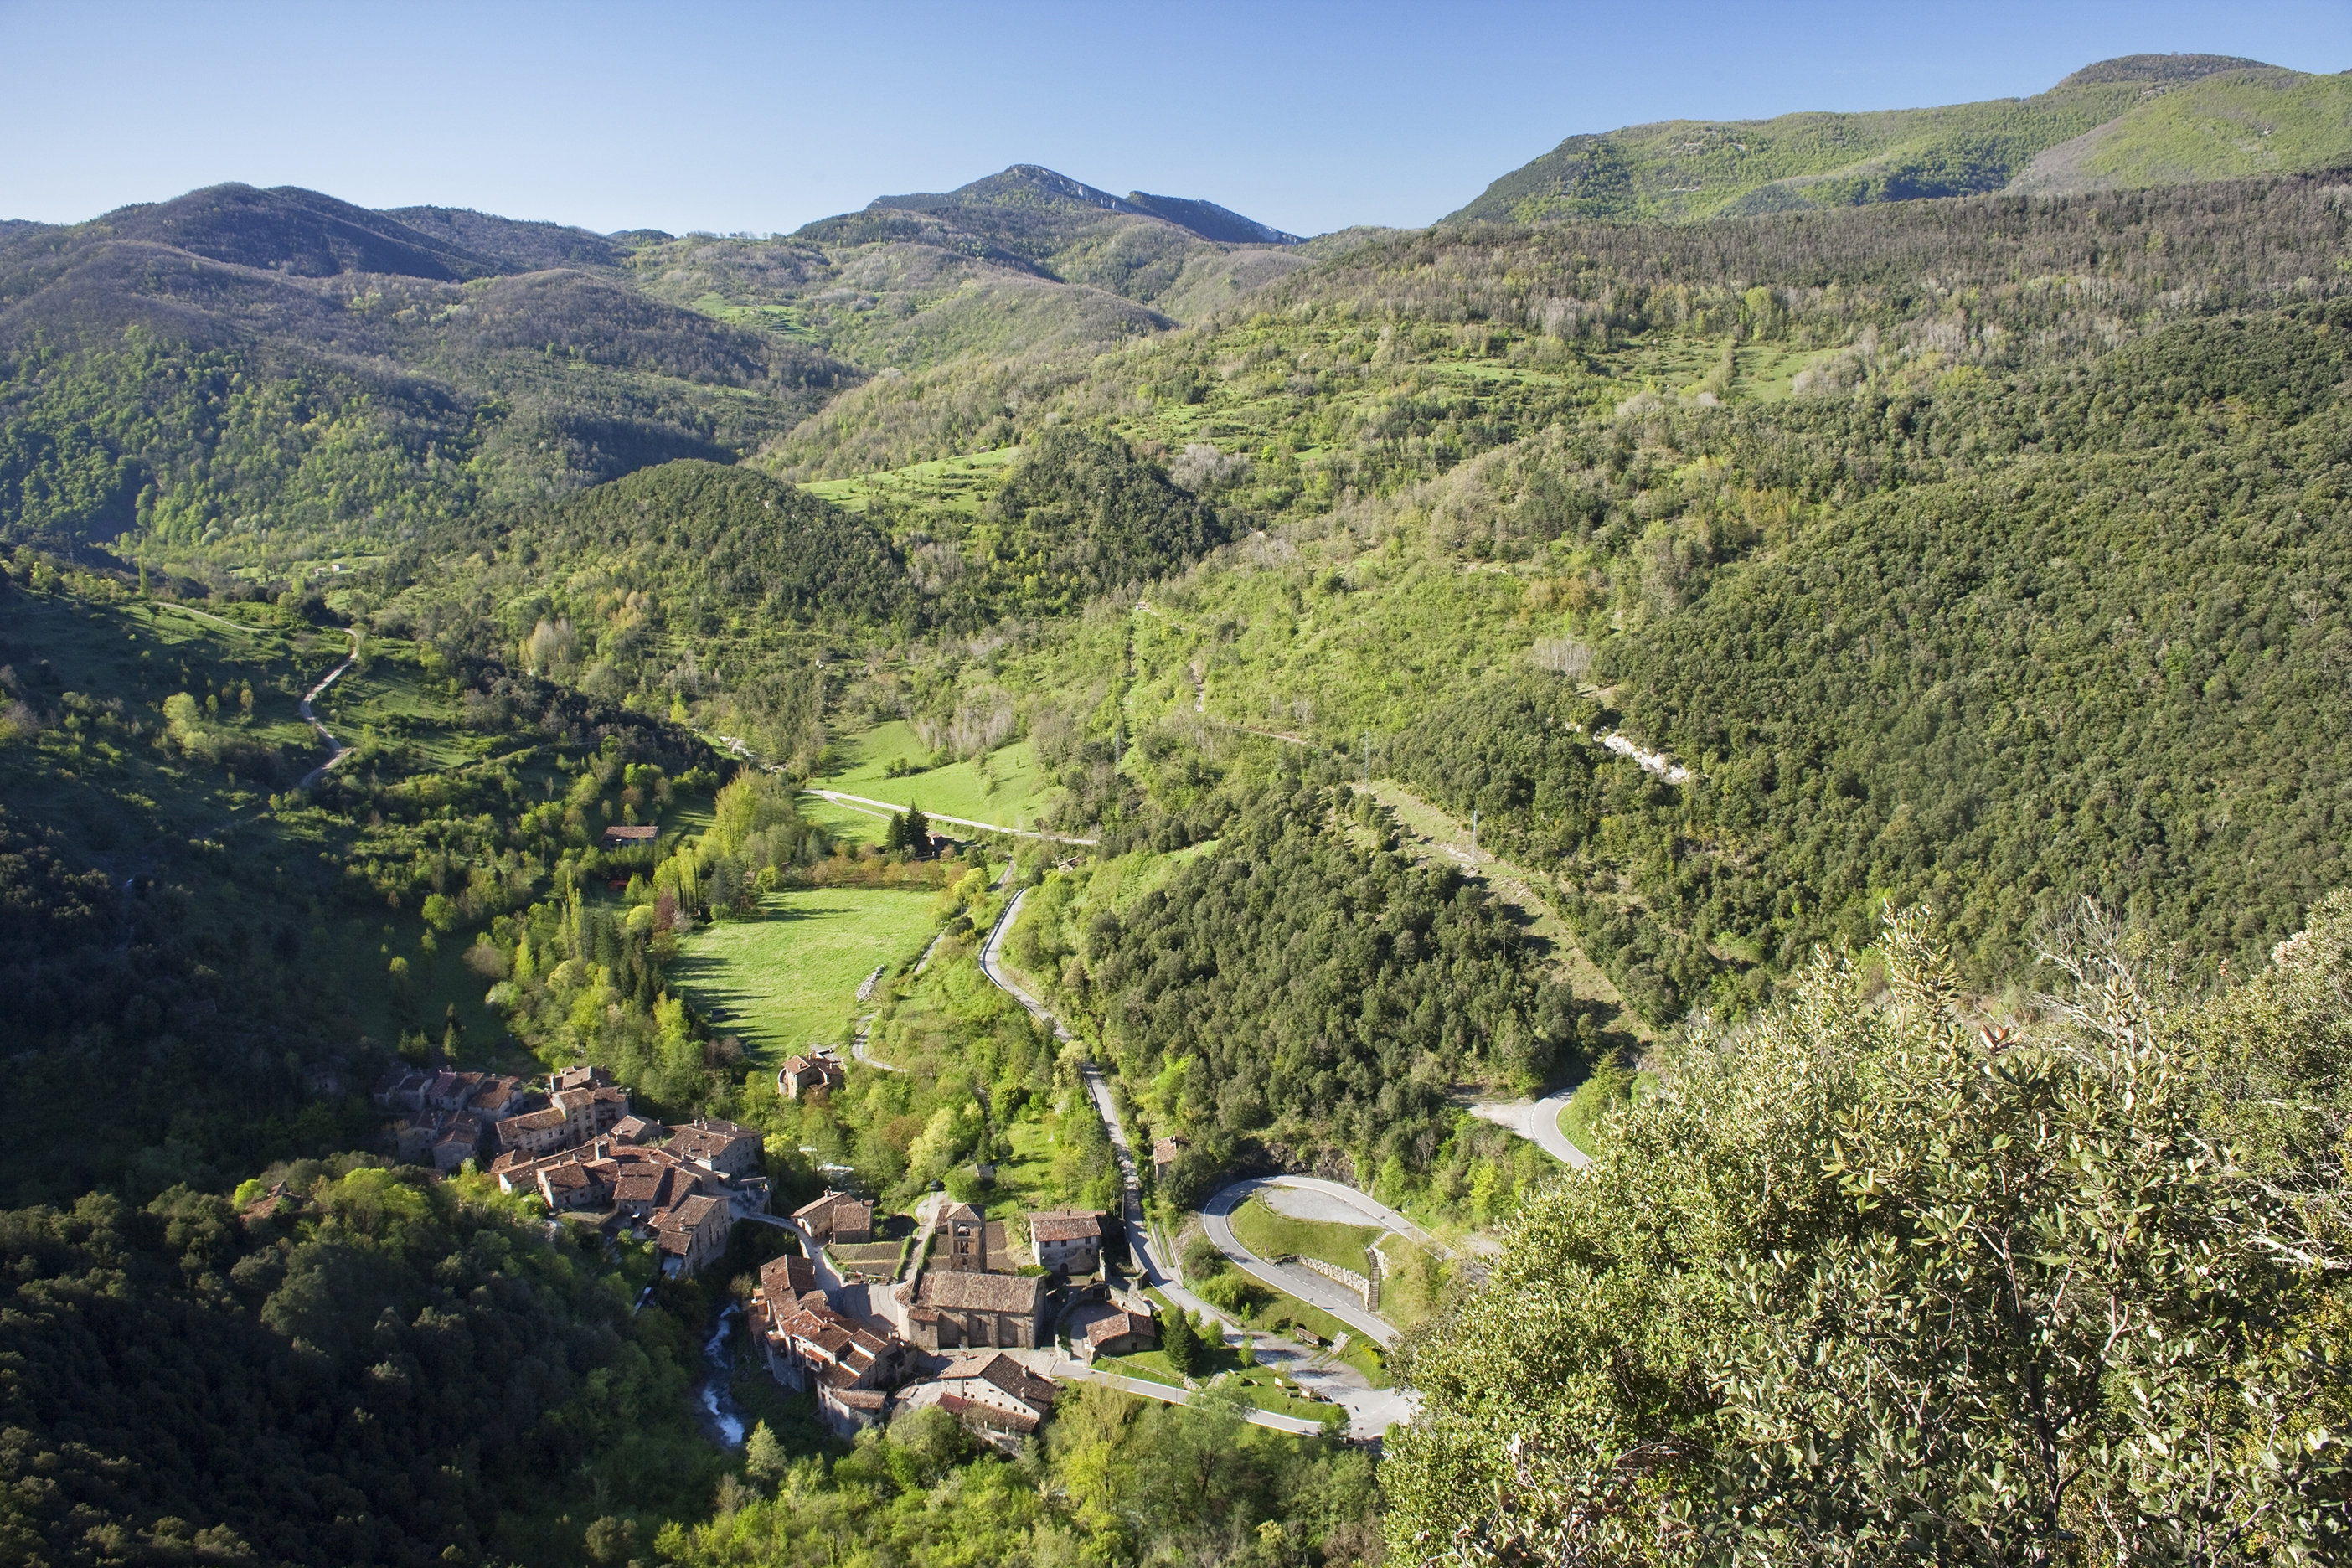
[0,1166,721,1566]
[9,54,2352,1565]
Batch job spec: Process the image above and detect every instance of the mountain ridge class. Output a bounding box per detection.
[864,163,1302,245]
[1449,52,2352,224]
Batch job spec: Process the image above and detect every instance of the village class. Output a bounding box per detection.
[372,1045,1196,1453]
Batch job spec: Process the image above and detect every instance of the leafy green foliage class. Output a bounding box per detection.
[1384,904,2352,1564]
[967,426,1228,614]
[1449,55,2351,224]
[659,1383,1380,1566]
[0,1165,714,1567]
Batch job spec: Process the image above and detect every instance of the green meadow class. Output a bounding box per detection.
[670,887,942,1060]
[811,720,1058,829]
[801,447,1015,522]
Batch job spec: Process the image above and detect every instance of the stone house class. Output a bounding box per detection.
[1067,1293,1158,1360]
[794,1189,874,1244]
[612,1159,701,1222]
[1152,1135,1189,1181]
[609,1114,663,1145]
[467,1075,537,1120]
[430,1115,487,1172]
[748,1253,916,1439]
[550,1085,631,1145]
[906,1270,1046,1352]
[896,1353,1058,1452]
[539,1157,617,1212]
[552,1064,614,1093]
[759,1253,817,1302]
[936,1201,988,1272]
[656,1193,732,1277]
[1026,1210,1103,1275]
[778,1050,847,1101]
[497,1106,571,1158]
[668,1117,763,1177]
[372,1069,431,1112]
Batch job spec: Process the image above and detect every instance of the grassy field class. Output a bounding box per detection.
[810,720,1057,828]
[1226,1194,1381,1279]
[670,887,941,1060]
[1373,1232,1452,1329]
[801,792,888,845]
[802,447,1015,522]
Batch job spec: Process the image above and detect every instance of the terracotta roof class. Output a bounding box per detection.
[508,1106,565,1132]
[1086,1310,1148,1346]
[793,1189,868,1222]
[602,824,658,841]
[916,1271,1045,1315]
[671,1193,725,1227]
[760,1254,816,1301]
[669,1121,760,1163]
[833,1388,888,1411]
[935,1352,1057,1410]
[1028,1210,1101,1244]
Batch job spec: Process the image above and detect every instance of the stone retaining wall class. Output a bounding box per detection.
[1282,1252,1377,1311]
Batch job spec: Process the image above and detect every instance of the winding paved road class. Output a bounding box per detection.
[1199,1176,1457,1349]
[979,889,1421,1437]
[1470,1083,1592,1168]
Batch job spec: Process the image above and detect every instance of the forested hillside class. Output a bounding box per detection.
[8,56,2352,1567]
[1452,54,2352,223]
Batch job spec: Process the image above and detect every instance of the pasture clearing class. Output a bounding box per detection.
[812,720,1056,828]
[670,887,941,1060]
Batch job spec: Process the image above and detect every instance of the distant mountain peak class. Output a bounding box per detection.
[869,165,1299,245]
[2057,53,2276,88]
[871,165,1142,218]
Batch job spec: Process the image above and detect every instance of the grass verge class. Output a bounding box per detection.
[1227,1194,1380,1278]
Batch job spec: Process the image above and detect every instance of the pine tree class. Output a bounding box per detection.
[1161,1302,1197,1376]
[905,802,930,854]
[744,1421,786,1488]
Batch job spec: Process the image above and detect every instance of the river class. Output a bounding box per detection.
[698,1303,749,1447]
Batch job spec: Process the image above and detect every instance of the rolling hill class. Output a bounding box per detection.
[1449,53,2352,224]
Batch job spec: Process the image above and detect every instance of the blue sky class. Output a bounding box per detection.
[3,1,2344,236]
